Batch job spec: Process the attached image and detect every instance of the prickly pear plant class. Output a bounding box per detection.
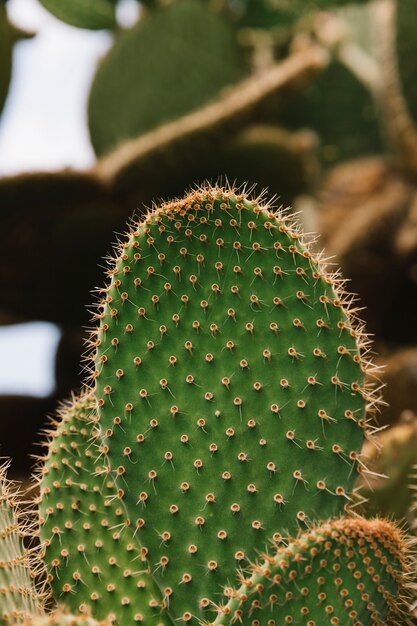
[0,464,45,623]
[36,183,399,625]
[19,610,111,626]
[38,0,117,30]
[213,517,412,626]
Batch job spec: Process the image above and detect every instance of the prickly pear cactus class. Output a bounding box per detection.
[86,184,374,623]
[38,0,117,30]
[213,516,411,626]
[20,610,111,626]
[0,464,45,623]
[38,393,169,624]
[395,0,417,139]
[88,0,244,155]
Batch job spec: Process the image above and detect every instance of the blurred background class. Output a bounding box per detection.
[1,0,417,530]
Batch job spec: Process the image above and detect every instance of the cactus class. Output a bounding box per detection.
[38,0,117,30]
[19,609,111,626]
[88,0,244,155]
[0,4,13,119]
[212,516,412,626]
[35,184,413,625]
[374,0,417,176]
[281,60,382,165]
[37,392,170,624]
[0,464,46,623]
[394,0,417,140]
[38,183,381,622]
[234,0,373,29]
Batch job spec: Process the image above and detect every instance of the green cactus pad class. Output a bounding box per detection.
[0,464,45,623]
[88,0,244,156]
[395,0,417,133]
[91,184,374,623]
[213,516,411,626]
[0,6,12,118]
[237,0,371,29]
[38,0,117,30]
[20,609,111,626]
[38,392,171,625]
[281,61,382,165]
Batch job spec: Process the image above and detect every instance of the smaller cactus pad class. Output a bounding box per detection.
[38,393,170,625]
[0,464,45,623]
[213,516,412,626]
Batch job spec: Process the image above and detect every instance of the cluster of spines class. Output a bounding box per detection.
[0,463,47,623]
[81,183,382,623]
[212,516,413,626]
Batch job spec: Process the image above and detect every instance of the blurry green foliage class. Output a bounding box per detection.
[39,0,118,30]
[280,60,382,165]
[360,422,417,527]
[229,0,371,29]
[396,0,417,130]
[88,0,245,155]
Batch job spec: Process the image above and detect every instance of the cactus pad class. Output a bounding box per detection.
[88,1,244,155]
[213,516,411,626]
[38,393,170,624]
[395,0,417,134]
[0,464,45,622]
[38,0,117,30]
[90,184,374,623]
[20,609,111,626]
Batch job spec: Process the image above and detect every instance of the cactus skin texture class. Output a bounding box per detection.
[38,393,170,625]
[19,608,111,626]
[86,183,376,623]
[212,516,411,626]
[0,464,45,624]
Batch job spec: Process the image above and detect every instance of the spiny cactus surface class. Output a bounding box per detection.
[0,464,45,623]
[38,393,170,624]
[89,184,374,623]
[213,516,411,626]
[19,609,111,626]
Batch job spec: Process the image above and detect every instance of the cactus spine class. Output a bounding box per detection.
[37,184,411,625]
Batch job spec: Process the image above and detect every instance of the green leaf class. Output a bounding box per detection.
[38,0,117,30]
[88,0,245,155]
